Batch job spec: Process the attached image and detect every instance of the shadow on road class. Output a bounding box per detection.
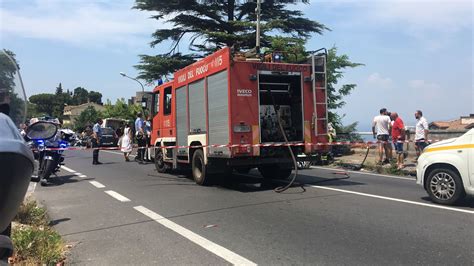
[42,174,95,186]
[215,173,364,193]
[147,168,365,193]
[420,196,474,208]
[49,217,71,226]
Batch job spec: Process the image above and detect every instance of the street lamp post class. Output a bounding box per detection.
[120,72,147,109]
[119,72,145,93]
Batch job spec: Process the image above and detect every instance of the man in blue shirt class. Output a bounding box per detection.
[92,118,103,165]
[134,112,145,163]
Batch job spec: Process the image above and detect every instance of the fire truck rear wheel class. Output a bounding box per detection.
[192,149,210,186]
[258,165,292,180]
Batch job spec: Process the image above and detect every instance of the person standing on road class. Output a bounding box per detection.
[92,118,103,165]
[144,115,152,162]
[414,110,429,158]
[390,112,406,170]
[120,123,133,161]
[372,108,392,164]
[135,112,145,164]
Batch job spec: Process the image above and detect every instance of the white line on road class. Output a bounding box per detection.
[61,166,76,173]
[311,166,414,181]
[73,172,87,178]
[310,185,474,215]
[134,205,257,266]
[89,181,106,188]
[103,150,136,158]
[104,190,131,202]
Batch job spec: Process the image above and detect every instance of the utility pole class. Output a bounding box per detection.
[255,0,261,55]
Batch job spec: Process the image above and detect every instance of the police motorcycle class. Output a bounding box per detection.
[0,49,35,264]
[27,118,70,186]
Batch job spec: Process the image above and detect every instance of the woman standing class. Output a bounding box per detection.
[120,123,133,161]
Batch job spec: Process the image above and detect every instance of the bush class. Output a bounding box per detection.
[12,226,63,264]
[10,199,66,264]
[14,199,48,226]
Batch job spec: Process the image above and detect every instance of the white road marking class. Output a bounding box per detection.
[311,166,414,181]
[102,150,136,158]
[61,166,76,173]
[310,185,474,215]
[104,190,131,202]
[89,181,106,188]
[134,205,257,266]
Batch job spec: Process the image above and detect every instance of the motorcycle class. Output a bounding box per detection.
[26,121,70,186]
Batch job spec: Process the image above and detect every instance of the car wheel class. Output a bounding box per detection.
[426,168,465,205]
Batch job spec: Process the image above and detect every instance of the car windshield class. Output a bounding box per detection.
[102,128,114,135]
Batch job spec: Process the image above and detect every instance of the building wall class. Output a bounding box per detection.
[133,91,154,117]
[63,103,105,127]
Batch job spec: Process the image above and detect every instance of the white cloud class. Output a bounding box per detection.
[408,79,441,91]
[321,0,472,51]
[367,72,393,88]
[371,0,471,32]
[0,0,164,50]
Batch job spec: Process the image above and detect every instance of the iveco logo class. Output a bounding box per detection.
[237,89,252,97]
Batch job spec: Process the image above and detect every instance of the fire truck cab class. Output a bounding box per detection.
[151,47,329,185]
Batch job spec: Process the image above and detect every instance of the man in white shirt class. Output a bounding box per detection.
[372,108,392,164]
[414,110,429,157]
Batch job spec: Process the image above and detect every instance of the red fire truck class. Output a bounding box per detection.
[150,47,329,185]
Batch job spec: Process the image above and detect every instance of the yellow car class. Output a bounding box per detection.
[416,129,474,205]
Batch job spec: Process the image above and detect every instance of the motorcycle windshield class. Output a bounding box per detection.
[0,49,27,127]
[27,121,58,140]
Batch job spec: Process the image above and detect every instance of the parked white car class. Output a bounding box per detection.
[416,129,473,205]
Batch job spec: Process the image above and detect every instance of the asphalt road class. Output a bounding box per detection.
[33,150,474,265]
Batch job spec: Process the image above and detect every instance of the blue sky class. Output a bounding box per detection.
[1,0,472,130]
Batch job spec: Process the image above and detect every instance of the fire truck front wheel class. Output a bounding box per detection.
[258,165,292,180]
[155,149,169,173]
[192,149,211,186]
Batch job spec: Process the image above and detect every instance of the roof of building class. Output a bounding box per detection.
[429,116,474,130]
[63,102,104,112]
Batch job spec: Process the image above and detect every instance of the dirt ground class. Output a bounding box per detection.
[330,145,418,176]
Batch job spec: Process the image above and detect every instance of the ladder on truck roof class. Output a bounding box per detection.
[309,50,328,136]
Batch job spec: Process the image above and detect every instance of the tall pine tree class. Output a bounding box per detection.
[134,0,328,82]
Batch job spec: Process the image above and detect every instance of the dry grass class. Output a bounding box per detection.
[10,199,66,264]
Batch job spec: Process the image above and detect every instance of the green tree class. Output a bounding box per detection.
[52,82,73,121]
[72,87,89,105]
[55,83,63,95]
[326,46,363,131]
[26,102,44,119]
[74,106,102,132]
[103,98,142,121]
[88,91,103,105]
[29,93,56,116]
[134,0,328,82]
